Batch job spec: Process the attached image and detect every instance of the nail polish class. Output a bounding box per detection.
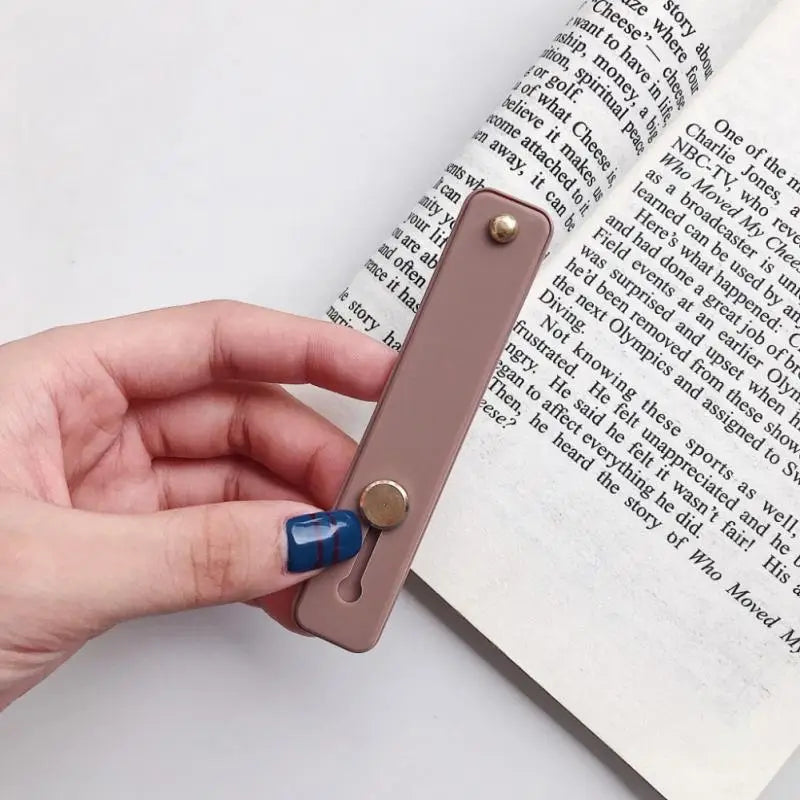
[286,510,362,573]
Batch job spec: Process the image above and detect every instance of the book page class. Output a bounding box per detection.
[410,4,800,798]
[300,1,799,799]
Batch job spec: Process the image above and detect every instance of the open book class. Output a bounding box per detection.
[303,1,800,797]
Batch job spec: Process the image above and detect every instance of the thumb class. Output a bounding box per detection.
[50,501,363,626]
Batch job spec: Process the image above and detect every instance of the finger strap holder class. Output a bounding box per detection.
[294,188,552,651]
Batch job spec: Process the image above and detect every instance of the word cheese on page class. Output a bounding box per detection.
[309,1,800,798]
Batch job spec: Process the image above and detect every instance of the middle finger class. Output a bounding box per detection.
[134,383,356,508]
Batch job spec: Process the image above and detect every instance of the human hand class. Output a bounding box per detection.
[0,300,395,710]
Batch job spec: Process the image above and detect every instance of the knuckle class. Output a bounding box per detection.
[206,302,244,380]
[205,298,245,314]
[222,463,243,503]
[204,299,252,334]
[226,390,254,455]
[184,506,250,606]
[303,439,331,497]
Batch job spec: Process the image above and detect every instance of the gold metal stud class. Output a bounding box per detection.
[359,479,409,530]
[488,214,519,244]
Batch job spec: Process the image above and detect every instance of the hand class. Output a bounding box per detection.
[0,300,395,710]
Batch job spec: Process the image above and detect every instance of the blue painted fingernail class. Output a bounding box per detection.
[285,510,362,573]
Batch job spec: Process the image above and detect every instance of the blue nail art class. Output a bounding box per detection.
[286,510,362,573]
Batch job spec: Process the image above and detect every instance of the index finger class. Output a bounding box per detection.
[64,300,397,400]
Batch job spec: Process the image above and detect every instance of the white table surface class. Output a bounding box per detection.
[0,2,797,798]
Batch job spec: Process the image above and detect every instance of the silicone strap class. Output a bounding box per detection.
[294,188,552,651]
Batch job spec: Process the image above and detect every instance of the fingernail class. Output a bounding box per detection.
[285,510,362,573]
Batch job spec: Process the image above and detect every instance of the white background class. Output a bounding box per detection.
[0,1,797,797]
